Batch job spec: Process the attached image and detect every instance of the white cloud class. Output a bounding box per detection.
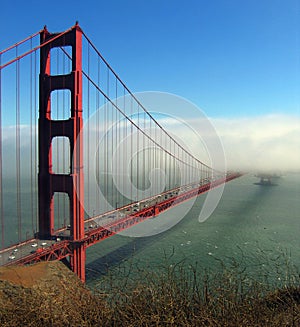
[147,113,300,172]
[211,114,300,172]
[1,114,299,178]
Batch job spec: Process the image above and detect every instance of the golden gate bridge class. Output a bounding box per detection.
[0,23,242,282]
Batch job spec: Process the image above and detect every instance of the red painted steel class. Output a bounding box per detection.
[3,173,242,279]
[82,172,243,248]
[38,23,85,281]
[7,241,73,266]
[0,24,243,283]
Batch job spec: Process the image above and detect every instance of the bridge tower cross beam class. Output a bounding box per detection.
[38,24,85,281]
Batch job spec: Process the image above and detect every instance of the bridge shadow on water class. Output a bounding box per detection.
[253,182,278,186]
[207,179,282,248]
[85,232,167,282]
[226,181,278,222]
[86,181,280,282]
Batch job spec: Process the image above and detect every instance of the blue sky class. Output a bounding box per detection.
[0,0,299,118]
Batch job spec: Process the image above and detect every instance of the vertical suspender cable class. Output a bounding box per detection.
[30,38,34,236]
[173,142,175,189]
[49,50,53,232]
[188,153,190,185]
[111,75,115,207]
[142,110,145,193]
[149,116,152,196]
[104,68,107,212]
[96,56,100,215]
[175,140,178,188]
[103,79,106,212]
[185,152,188,186]
[16,49,21,242]
[115,77,118,209]
[144,111,147,193]
[172,141,173,188]
[34,49,38,233]
[172,141,174,188]
[130,96,133,203]
[111,75,114,207]
[0,54,4,250]
[123,87,126,207]
[164,130,167,192]
[87,44,90,216]
[56,48,60,228]
[156,120,159,193]
[158,121,161,194]
[62,44,66,225]
[169,135,171,189]
[106,66,110,210]
[136,104,140,202]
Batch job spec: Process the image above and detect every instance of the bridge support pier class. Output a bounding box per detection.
[71,243,86,282]
[38,24,85,282]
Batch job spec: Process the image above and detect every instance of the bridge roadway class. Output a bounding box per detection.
[0,172,242,267]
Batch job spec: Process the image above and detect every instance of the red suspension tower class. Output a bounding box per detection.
[38,24,85,281]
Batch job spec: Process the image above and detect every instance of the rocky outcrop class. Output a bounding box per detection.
[0,261,109,327]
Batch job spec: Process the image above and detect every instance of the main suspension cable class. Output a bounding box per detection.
[81,31,211,170]
[82,71,200,172]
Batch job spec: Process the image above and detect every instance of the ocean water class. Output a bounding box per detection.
[85,173,300,288]
[1,173,299,287]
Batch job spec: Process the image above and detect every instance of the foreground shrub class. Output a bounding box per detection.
[0,259,299,326]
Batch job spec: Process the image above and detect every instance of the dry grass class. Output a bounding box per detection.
[0,260,299,326]
[102,260,300,326]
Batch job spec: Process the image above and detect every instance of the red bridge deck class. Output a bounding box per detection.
[0,172,242,268]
